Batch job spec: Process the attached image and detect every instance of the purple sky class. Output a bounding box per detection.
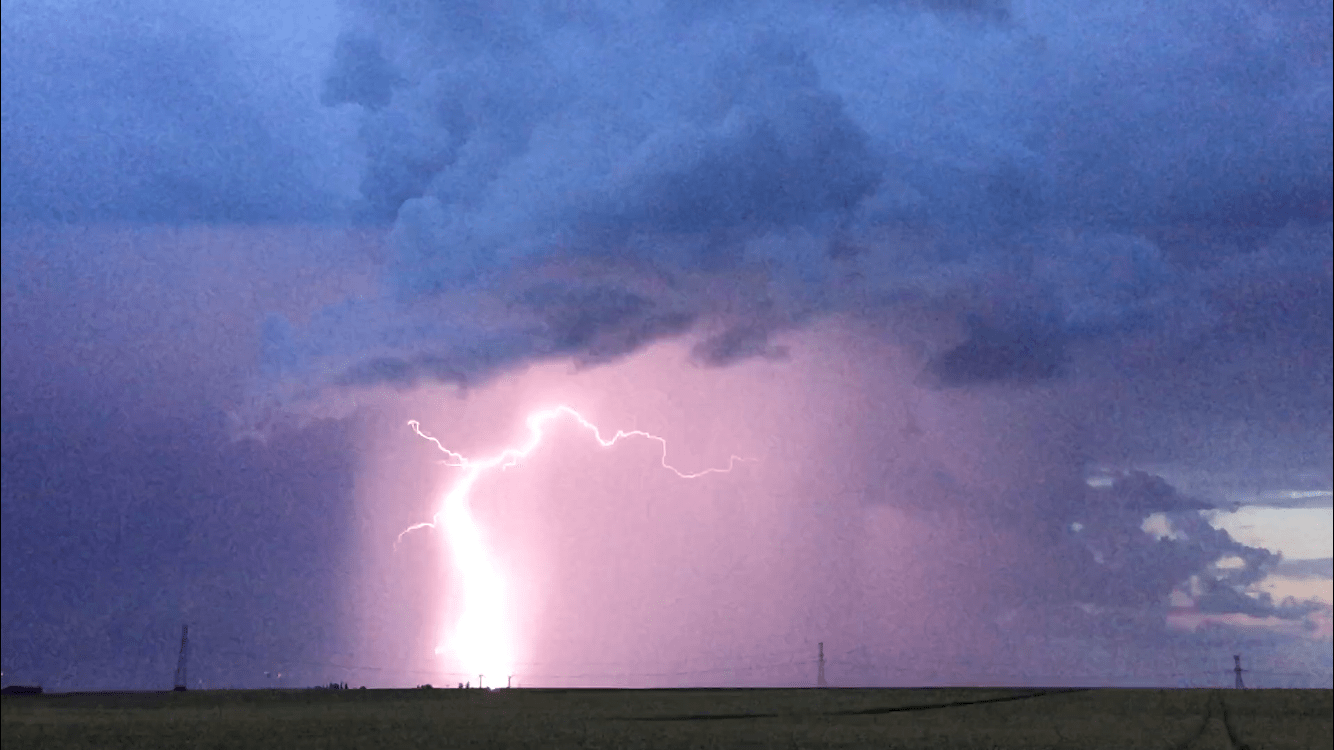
[2,0,1331,690]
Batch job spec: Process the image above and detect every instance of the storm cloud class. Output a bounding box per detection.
[266,0,1334,666]
[2,0,1329,690]
[232,0,1334,410]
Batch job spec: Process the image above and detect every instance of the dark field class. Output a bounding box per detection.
[3,687,1330,749]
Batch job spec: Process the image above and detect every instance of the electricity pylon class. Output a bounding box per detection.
[818,642,827,688]
[173,625,189,692]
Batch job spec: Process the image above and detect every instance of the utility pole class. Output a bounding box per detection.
[173,624,189,692]
[817,642,827,688]
[1234,654,1246,689]
[478,674,484,690]
[507,675,512,689]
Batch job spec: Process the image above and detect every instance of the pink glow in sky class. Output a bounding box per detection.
[399,406,748,683]
[5,224,1328,691]
[347,321,1085,687]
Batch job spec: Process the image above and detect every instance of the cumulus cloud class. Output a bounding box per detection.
[1097,471,1216,514]
[1024,471,1331,630]
[236,0,1333,406]
[1276,558,1334,580]
[239,1,1334,642]
[5,1,1328,687]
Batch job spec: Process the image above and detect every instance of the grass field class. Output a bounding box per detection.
[3,687,1330,749]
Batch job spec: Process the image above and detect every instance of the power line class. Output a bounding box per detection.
[196,645,1331,689]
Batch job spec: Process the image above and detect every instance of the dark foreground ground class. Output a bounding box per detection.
[3,687,1330,749]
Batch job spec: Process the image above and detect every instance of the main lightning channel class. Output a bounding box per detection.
[400,405,748,685]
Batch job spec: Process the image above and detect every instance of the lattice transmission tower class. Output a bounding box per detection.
[817,642,827,688]
[173,624,189,692]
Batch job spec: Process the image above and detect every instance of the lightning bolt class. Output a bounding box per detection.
[401,405,748,684]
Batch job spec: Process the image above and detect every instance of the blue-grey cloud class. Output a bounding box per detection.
[245,0,1331,400]
[1275,558,1334,580]
[1,0,359,223]
[1194,579,1326,621]
[5,1,1328,691]
[921,318,1067,386]
[1096,472,1216,514]
[8,1,1326,391]
[1045,473,1318,622]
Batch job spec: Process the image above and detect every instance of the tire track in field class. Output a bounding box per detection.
[1169,691,1215,750]
[1172,691,1247,750]
[630,688,1091,722]
[826,688,1091,717]
[1216,692,1251,750]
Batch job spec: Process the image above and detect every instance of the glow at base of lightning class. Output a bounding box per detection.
[401,405,747,683]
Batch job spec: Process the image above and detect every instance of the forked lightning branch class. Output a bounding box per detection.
[399,406,747,685]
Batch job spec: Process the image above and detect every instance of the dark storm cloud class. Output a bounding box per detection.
[1043,473,1310,622]
[0,0,357,223]
[691,324,791,366]
[1097,472,1216,514]
[329,285,699,389]
[1276,558,1334,580]
[605,42,881,233]
[1194,580,1325,621]
[80,0,1315,652]
[921,319,1066,386]
[6,1,1327,691]
[521,284,698,362]
[252,0,1331,401]
[322,35,400,112]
